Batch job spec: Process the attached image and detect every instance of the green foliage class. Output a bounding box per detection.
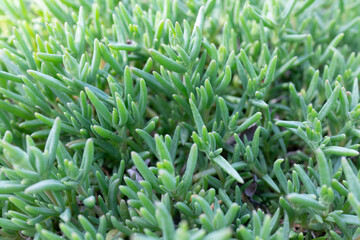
[0,0,359,239]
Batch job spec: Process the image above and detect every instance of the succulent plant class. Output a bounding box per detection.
[0,0,360,239]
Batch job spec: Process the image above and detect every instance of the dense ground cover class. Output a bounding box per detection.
[1,0,360,239]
